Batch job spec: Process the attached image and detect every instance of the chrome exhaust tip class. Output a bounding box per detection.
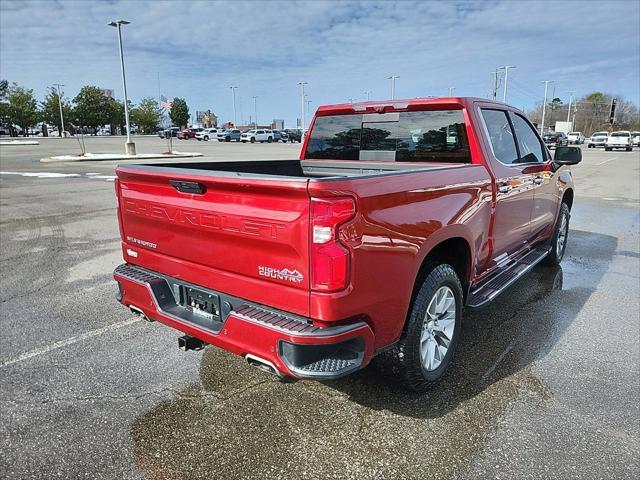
[129,305,152,322]
[245,354,283,377]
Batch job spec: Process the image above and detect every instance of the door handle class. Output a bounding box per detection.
[498,184,512,193]
[533,176,543,185]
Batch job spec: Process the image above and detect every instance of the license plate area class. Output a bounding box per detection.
[180,286,221,323]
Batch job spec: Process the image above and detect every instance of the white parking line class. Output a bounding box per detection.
[0,317,142,369]
[596,157,617,166]
[0,171,116,181]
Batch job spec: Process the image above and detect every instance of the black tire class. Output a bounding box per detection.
[204,136,209,141]
[377,263,463,392]
[626,147,632,152]
[605,147,611,151]
[542,202,570,267]
[225,136,231,142]
[250,137,255,143]
[267,137,273,143]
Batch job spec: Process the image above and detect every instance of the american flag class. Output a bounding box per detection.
[160,95,172,109]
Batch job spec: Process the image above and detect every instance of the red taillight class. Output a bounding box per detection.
[310,196,356,292]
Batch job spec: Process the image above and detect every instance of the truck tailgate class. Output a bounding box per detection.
[116,166,311,316]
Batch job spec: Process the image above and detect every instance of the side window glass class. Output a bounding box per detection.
[480,109,518,165]
[511,113,545,163]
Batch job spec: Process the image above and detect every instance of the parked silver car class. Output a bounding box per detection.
[217,129,242,142]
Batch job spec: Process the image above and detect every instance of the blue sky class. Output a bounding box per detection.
[1,0,639,127]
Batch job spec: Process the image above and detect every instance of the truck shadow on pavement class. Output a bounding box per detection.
[324,229,617,417]
[131,229,616,479]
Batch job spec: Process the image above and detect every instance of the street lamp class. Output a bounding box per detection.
[388,75,399,99]
[540,80,554,134]
[107,19,135,155]
[364,90,372,101]
[448,86,455,96]
[52,83,65,137]
[298,81,307,131]
[498,65,516,102]
[229,86,238,126]
[252,96,258,129]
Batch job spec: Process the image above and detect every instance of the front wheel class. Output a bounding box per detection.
[377,263,463,391]
[204,136,209,141]
[267,137,273,143]
[250,137,255,143]
[543,202,570,266]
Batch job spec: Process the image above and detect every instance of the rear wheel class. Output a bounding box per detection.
[225,136,231,142]
[267,137,273,143]
[543,202,570,266]
[605,147,611,151]
[377,264,463,391]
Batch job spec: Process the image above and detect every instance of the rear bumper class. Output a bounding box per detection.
[114,264,374,379]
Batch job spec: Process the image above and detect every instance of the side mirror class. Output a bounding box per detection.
[554,146,582,165]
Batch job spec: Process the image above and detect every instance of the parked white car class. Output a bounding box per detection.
[587,131,609,148]
[631,131,640,147]
[240,129,275,143]
[195,128,220,141]
[605,131,633,151]
[566,132,585,144]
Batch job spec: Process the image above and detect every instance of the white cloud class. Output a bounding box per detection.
[1,0,638,126]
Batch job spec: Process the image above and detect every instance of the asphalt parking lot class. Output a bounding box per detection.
[1,136,638,479]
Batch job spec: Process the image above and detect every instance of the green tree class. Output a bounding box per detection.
[169,98,189,128]
[5,83,39,136]
[40,87,73,136]
[131,97,163,133]
[73,86,110,133]
[0,79,9,129]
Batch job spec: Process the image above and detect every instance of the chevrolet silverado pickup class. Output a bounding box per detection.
[113,97,581,391]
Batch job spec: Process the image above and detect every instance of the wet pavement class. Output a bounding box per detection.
[1,138,638,479]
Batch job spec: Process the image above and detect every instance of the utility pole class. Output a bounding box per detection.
[52,83,65,137]
[298,81,307,131]
[540,80,553,134]
[388,75,399,99]
[491,69,500,100]
[364,90,372,101]
[448,86,455,96]
[252,96,258,129]
[566,92,573,123]
[108,19,135,155]
[229,86,238,126]
[499,65,515,102]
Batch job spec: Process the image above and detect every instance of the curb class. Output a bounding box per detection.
[40,152,204,163]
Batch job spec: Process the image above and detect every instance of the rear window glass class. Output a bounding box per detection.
[611,132,629,137]
[304,110,470,163]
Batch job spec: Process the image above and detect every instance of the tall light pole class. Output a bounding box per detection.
[448,86,455,96]
[388,75,399,99]
[52,83,65,137]
[499,65,515,102]
[108,20,135,155]
[229,86,238,126]
[252,96,258,128]
[305,96,312,117]
[364,90,372,101]
[298,81,307,131]
[540,80,553,134]
[566,91,574,123]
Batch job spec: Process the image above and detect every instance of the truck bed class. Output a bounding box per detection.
[128,159,461,180]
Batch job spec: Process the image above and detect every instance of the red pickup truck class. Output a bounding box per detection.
[114,97,581,390]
